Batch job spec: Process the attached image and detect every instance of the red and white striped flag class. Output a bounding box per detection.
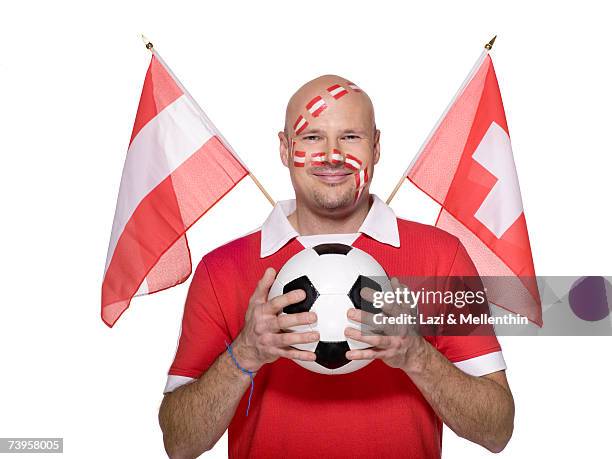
[405,50,542,325]
[102,50,248,327]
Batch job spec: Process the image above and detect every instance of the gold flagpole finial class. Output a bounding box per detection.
[484,35,497,50]
[140,34,154,51]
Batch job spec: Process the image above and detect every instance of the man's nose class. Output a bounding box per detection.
[326,148,344,166]
[325,136,338,164]
[324,140,343,165]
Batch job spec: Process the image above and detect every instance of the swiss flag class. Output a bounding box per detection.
[407,52,542,325]
[101,52,248,327]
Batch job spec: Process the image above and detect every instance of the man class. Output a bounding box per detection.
[158,75,514,458]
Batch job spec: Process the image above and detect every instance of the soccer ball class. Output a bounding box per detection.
[268,243,392,374]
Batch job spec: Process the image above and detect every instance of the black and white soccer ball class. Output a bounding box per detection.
[268,243,392,375]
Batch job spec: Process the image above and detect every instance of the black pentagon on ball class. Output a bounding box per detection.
[315,341,351,369]
[312,243,353,256]
[282,275,320,314]
[348,275,383,314]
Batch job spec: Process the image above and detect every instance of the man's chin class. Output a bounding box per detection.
[311,185,355,210]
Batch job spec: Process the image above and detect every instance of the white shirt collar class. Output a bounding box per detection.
[259,193,400,258]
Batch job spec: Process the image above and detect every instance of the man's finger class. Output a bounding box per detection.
[345,348,382,361]
[345,326,390,348]
[274,330,320,347]
[347,308,402,336]
[359,286,376,303]
[380,299,406,318]
[265,288,306,314]
[347,307,378,327]
[277,311,317,330]
[272,348,317,362]
[251,267,277,304]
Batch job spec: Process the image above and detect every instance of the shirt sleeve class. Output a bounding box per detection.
[433,239,507,377]
[164,257,231,393]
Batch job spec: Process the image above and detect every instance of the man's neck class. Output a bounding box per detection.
[287,194,373,236]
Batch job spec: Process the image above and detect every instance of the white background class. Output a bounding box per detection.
[1,0,611,457]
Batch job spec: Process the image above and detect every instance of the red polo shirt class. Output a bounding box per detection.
[164,210,505,458]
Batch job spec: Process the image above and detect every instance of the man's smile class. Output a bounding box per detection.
[311,169,353,184]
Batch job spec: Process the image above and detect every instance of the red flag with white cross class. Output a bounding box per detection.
[405,50,542,325]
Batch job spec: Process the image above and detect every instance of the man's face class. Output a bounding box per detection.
[279,76,380,212]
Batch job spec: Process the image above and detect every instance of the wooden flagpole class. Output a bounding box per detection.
[140,34,275,207]
[385,35,497,206]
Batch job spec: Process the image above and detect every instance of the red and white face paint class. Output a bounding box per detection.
[326,84,349,100]
[330,148,343,165]
[293,115,309,135]
[344,153,363,171]
[308,149,350,167]
[354,165,369,202]
[293,150,306,167]
[310,152,327,167]
[290,144,369,202]
[306,95,328,118]
[346,81,362,92]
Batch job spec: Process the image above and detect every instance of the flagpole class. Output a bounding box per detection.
[140,35,276,207]
[385,36,497,205]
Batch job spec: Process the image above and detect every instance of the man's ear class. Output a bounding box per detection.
[279,131,290,167]
[373,128,381,165]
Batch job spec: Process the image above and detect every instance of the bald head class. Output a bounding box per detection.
[278,74,380,213]
[284,74,376,137]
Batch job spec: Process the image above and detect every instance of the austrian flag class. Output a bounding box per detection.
[406,51,542,325]
[101,51,248,327]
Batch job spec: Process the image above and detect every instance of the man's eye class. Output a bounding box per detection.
[342,135,361,141]
[303,135,321,141]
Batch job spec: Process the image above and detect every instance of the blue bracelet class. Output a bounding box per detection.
[224,340,255,416]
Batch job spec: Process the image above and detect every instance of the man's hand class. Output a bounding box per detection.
[344,276,514,453]
[159,267,320,458]
[344,277,428,372]
[232,267,319,372]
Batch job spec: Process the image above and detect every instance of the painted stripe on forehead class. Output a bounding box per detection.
[293,115,309,135]
[306,95,328,118]
[346,81,362,92]
[327,84,349,100]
